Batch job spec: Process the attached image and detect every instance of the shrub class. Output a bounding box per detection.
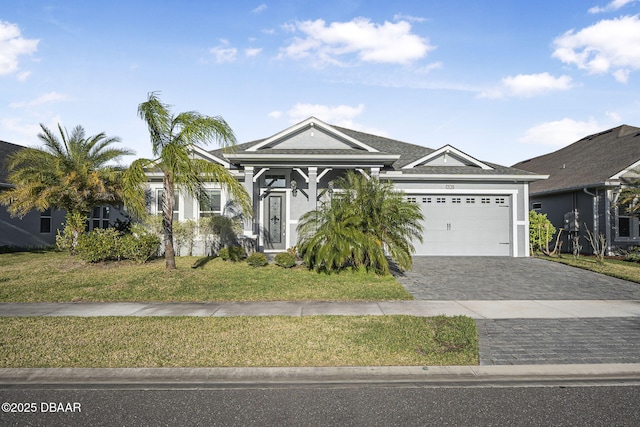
[247,252,268,267]
[529,210,558,254]
[75,228,159,263]
[76,228,122,262]
[120,233,160,263]
[274,252,297,268]
[219,245,246,261]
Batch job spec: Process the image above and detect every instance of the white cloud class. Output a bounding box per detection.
[589,0,636,14]
[245,47,262,57]
[480,73,573,98]
[287,103,365,124]
[9,91,70,109]
[393,14,427,23]
[285,102,389,136]
[552,15,640,82]
[279,18,434,67]
[252,4,267,14]
[415,61,442,74]
[210,41,238,63]
[1,115,62,146]
[519,118,602,147]
[0,21,39,77]
[267,110,282,119]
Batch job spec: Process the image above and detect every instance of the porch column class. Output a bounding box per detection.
[371,167,380,178]
[243,167,255,235]
[308,167,318,208]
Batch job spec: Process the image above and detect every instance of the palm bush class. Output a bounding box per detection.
[297,171,423,274]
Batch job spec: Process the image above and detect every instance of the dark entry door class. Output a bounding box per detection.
[264,193,286,250]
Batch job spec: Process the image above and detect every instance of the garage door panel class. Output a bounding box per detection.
[412,195,511,256]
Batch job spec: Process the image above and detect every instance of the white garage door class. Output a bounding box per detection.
[409,195,512,256]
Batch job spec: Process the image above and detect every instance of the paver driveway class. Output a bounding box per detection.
[396,257,640,365]
[396,256,640,300]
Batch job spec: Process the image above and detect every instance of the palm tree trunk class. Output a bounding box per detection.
[163,172,177,270]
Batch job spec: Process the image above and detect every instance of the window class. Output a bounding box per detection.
[616,202,639,240]
[452,197,461,204]
[407,197,417,203]
[199,189,222,217]
[436,197,446,204]
[495,197,506,204]
[532,202,542,211]
[157,189,179,221]
[40,208,52,233]
[91,206,111,229]
[265,175,286,188]
[481,198,491,204]
[466,198,475,204]
[422,197,431,203]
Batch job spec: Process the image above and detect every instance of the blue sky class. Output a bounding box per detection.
[2,0,640,166]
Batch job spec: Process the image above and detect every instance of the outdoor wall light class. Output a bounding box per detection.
[290,180,298,197]
[328,181,334,194]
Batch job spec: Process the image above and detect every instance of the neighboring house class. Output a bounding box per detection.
[146,117,545,257]
[0,140,127,248]
[513,125,640,255]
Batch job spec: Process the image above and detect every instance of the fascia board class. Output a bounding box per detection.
[380,173,549,182]
[402,145,493,170]
[246,117,379,153]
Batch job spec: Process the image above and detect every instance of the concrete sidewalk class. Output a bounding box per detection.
[1,300,640,319]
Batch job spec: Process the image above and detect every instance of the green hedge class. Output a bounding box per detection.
[76,228,160,263]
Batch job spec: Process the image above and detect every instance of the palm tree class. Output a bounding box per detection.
[0,124,133,250]
[123,92,251,270]
[297,171,424,274]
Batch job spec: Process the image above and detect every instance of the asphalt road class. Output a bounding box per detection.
[2,382,639,426]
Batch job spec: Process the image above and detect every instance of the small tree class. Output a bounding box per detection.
[529,210,560,255]
[297,171,423,274]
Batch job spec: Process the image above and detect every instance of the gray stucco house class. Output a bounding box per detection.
[513,124,640,254]
[146,117,544,257]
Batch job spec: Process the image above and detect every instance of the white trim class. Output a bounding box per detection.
[252,168,269,182]
[381,173,548,182]
[402,145,493,170]
[317,168,333,182]
[293,168,309,183]
[259,188,292,251]
[191,145,231,168]
[246,117,380,153]
[610,159,640,179]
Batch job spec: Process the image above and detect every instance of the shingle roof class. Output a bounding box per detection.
[513,125,640,194]
[210,122,536,177]
[0,140,25,184]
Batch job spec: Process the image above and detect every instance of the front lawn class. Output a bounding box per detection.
[541,255,640,283]
[0,251,412,302]
[0,315,478,367]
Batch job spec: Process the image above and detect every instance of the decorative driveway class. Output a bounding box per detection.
[396,256,640,300]
[396,257,640,365]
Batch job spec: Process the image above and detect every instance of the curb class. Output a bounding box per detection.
[2,364,640,386]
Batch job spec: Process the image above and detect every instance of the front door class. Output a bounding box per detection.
[264,193,286,250]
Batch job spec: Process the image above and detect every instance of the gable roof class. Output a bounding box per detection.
[0,140,25,185]
[513,125,640,195]
[209,118,540,179]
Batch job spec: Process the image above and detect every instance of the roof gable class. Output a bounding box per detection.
[0,140,26,184]
[247,117,379,153]
[402,145,493,170]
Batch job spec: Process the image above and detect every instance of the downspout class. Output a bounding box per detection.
[583,188,605,254]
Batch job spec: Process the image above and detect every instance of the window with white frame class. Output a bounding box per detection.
[157,189,179,221]
[199,189,222,217]
[616,202,639,240]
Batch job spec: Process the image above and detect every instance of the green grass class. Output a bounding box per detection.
[0,251,412,302]
[540,255,640,283]
[0,315,478,368]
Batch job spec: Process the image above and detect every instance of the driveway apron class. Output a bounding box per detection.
[396,257,640,365]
